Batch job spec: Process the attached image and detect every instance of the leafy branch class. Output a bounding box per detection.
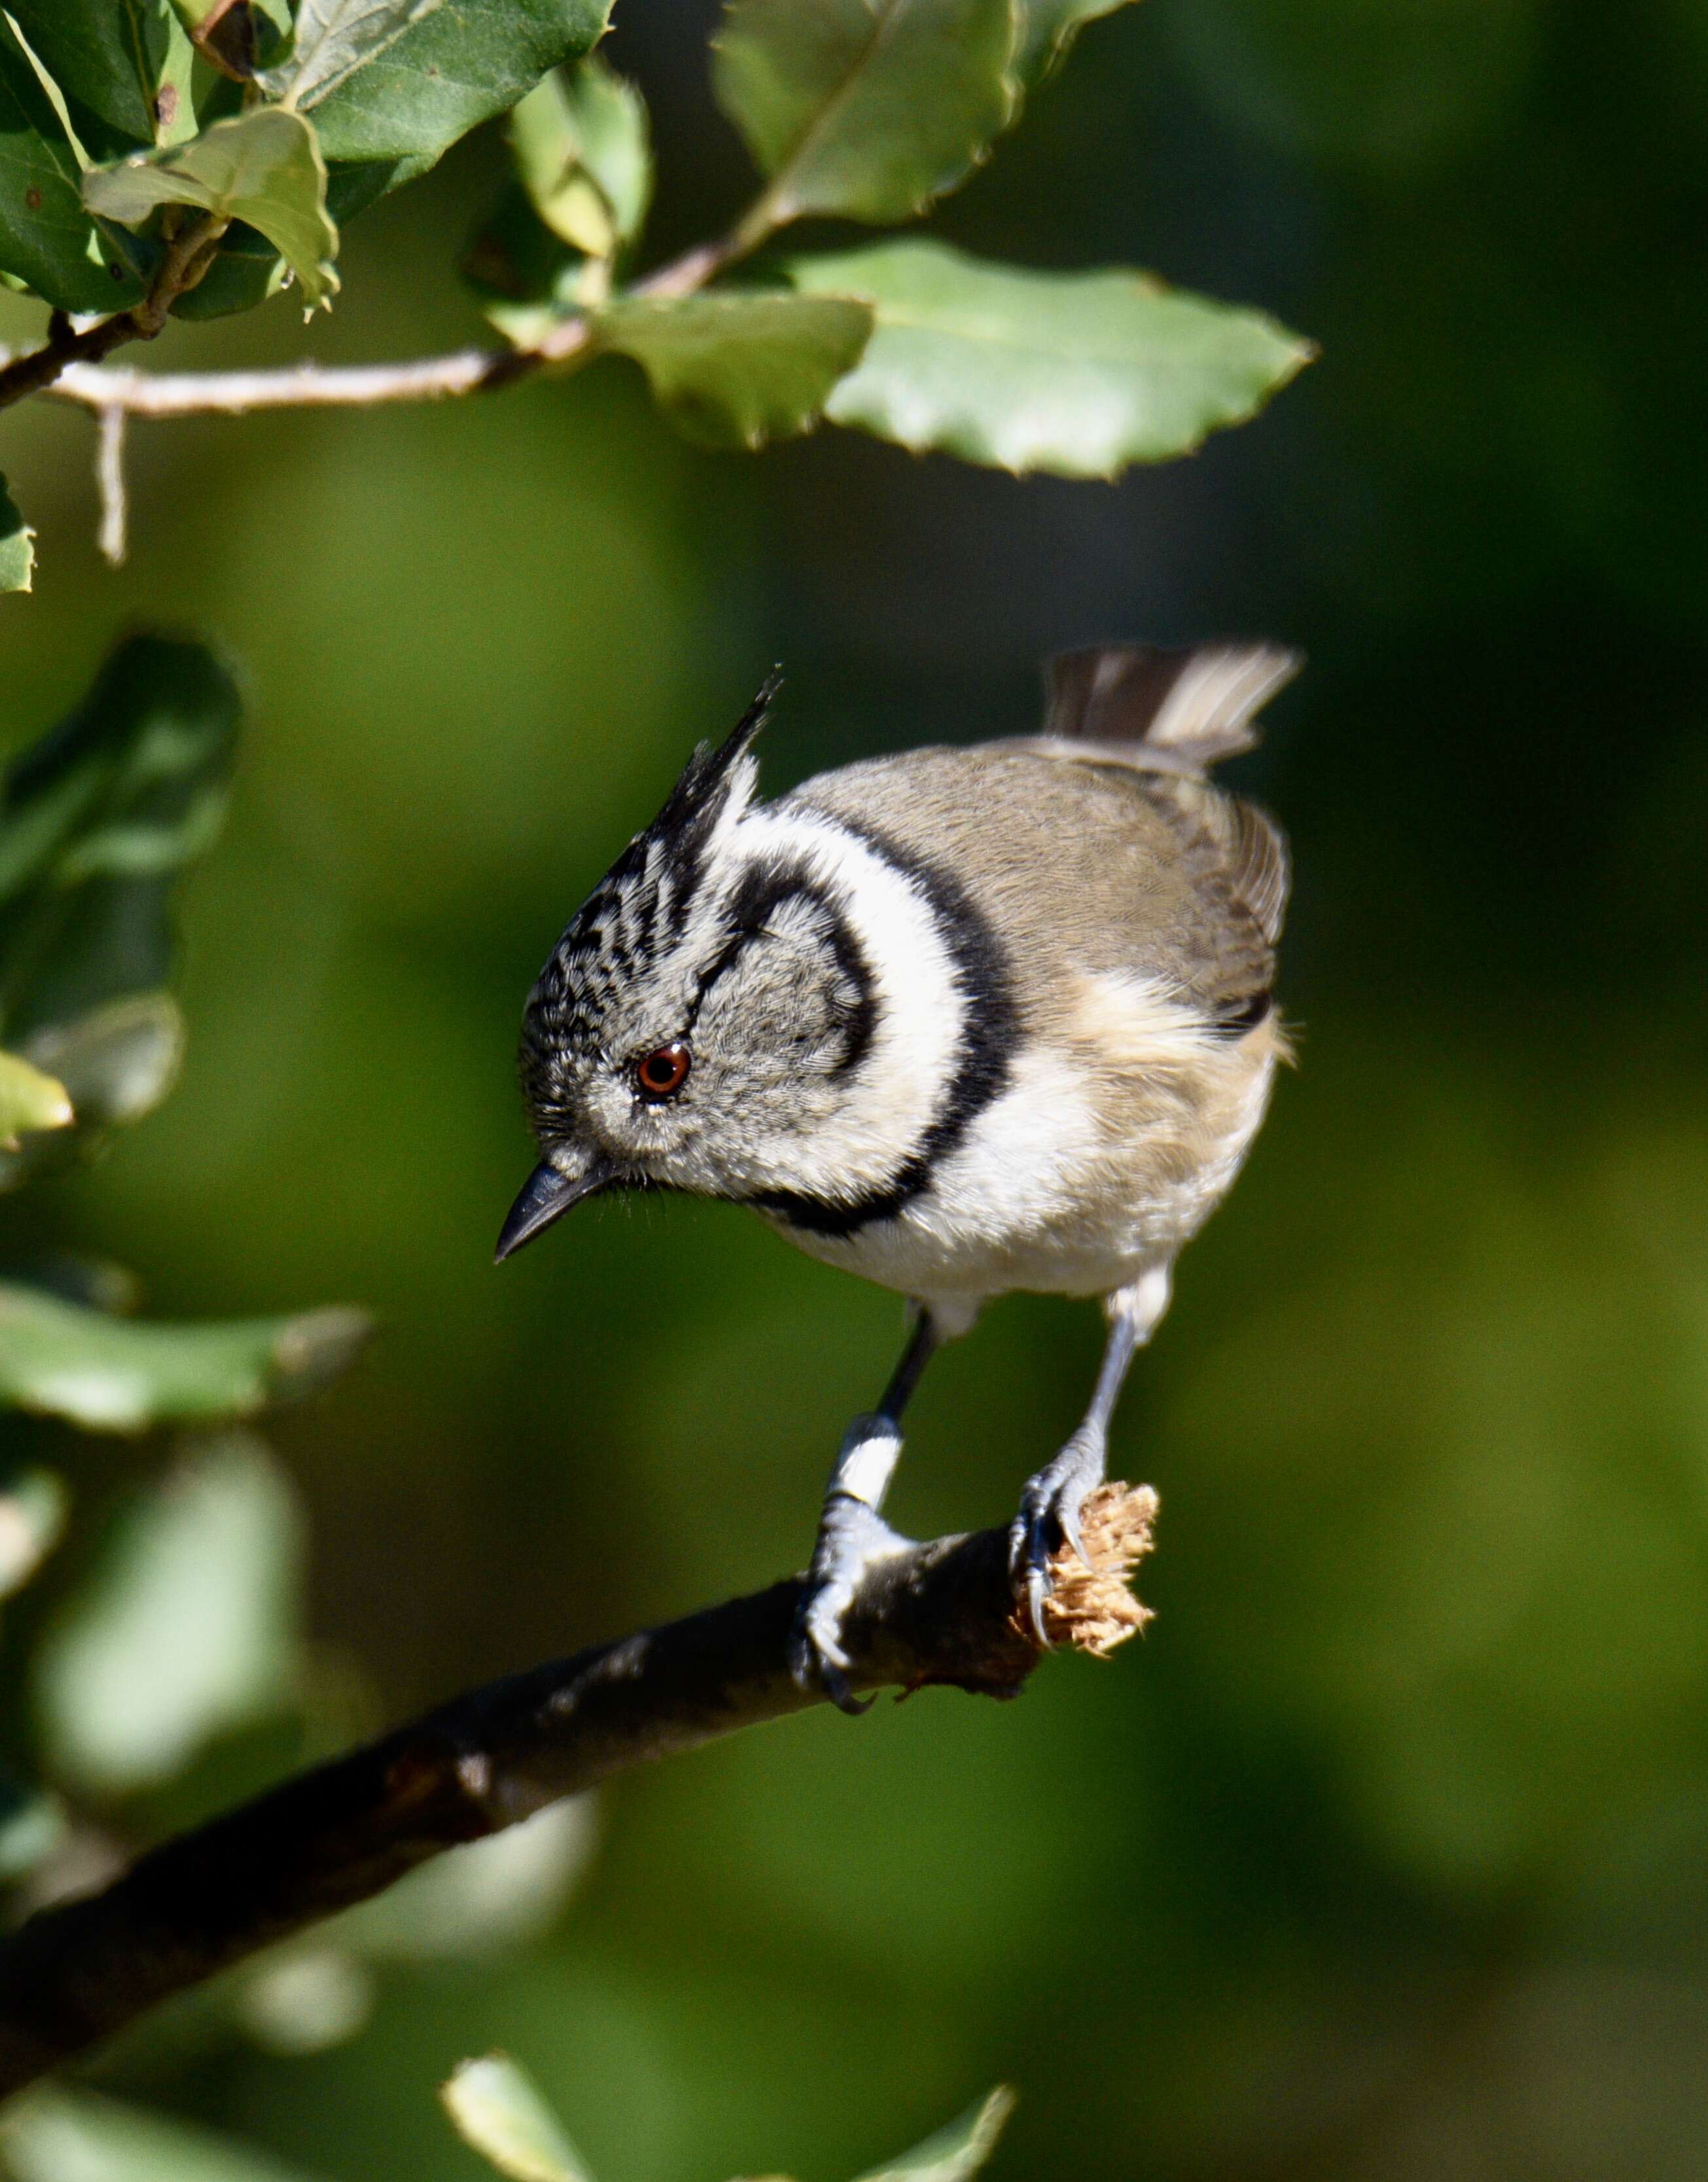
[0,0,1312,582]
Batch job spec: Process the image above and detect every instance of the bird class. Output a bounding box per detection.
[497,642,1299,1709]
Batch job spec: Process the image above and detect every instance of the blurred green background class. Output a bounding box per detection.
[5,0,1708,2175]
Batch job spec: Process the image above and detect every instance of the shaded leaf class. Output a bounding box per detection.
[508,57,648,256]
[0,1769,63,1879]
[441,2054,597,2182]
[34,1433,304,1795]
[5,0,182,149]
[0,1048,71,1148]
[83,104,338,306]
[0,1285,368,1432]
[792,240,1313,476]
[711,0,1015,225]
[0,471,32,594]
[0,634,238,1051]
[1015,0,1136,81]
[0,21,149,309]
[337,1797,598,1959]
[851,2088,1016,2182]
[596,290,873,450]
[232,1949,376,2054]
[306,0,610,168]
[233,1798,597,2055]
[463,174,591,334]
[0,1462,66,1597]
[1,2085,331,2182]
[257,0,448,110]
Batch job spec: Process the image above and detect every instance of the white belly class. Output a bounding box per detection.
[762,1022,1279,1312]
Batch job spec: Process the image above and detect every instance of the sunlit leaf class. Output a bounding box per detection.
[0,1462,65,1596]
[851,2088,1016,2182]
[0,1048,71,1148]
[508,56,649,256]
[306,0,611,168]
[34,1433,305,1795]
[596,290,873,450]
[83,105,339,306]
[0,16,151,306]
[711,0,1015,224]
[441,2054,597,2182]
[256,0,448,110]
[0,996,185,1191]
[0,472,30,594]
[1015,0,1137,81]
[792,240,1313,476]
[0,2085,332,2182]
[0,1285,369,1432]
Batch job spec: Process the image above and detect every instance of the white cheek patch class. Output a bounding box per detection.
[734,806,968,1192]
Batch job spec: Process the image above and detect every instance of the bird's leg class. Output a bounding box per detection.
[1010,1264,1173,1647]
[790,1308,940,1712]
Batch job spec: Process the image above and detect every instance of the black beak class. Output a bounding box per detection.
[494,1156,616,1263]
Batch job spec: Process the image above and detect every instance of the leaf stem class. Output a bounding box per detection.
[0,213,230,410]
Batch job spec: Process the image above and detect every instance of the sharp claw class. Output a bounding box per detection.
[821,1664,874,1717]
[1026,1563,1054,1649]
[1060,1497,1092,1571]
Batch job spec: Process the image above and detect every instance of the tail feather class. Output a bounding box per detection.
[1043,642,1302,771]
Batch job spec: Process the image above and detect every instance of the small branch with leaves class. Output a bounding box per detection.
[0,0,1311,587]
[0,1484,1156,2101]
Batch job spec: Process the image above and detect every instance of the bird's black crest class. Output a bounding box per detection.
[518,671,784,1112]
[650,667,781,851]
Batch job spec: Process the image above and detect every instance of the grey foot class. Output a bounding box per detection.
[1009,1429,1105,1647]
[790,1489,914,1714]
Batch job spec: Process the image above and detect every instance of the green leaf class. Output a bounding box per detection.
[0,17,151,309]
[306,0,610,168]
[0,996,185,1190]
[4,1,182,150]
[0,1285,368,1433]
[0,634,238,1056]
[463,175,589,336]
[0,470,33,594]
[1015,0,1136,81]
[791,240,1313,476]
[1,2086,332,2182]
[508,56,649,255]
[0,1047,71,1147]
[0,1769,63,1878]
[34,1433,306,1795]
[169,152,397,319]
[440,2055,597,2182]
[83,104,338,306]
[851,2088,1016,2182]
[337,1797,597,1960]
[0,1462,66,1597]
[711,0,1016,226]
[596,291,873,451]
[257,0,448,111]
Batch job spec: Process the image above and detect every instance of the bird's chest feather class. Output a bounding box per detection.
[762,988,1281,1302]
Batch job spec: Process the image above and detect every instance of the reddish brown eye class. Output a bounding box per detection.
[634,1041,691,1101]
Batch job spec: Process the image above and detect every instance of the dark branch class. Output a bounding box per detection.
[0,1487,1154,2099]
[0,214,230,415]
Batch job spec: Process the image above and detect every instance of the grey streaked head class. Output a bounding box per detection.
[497,674,883,1259]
